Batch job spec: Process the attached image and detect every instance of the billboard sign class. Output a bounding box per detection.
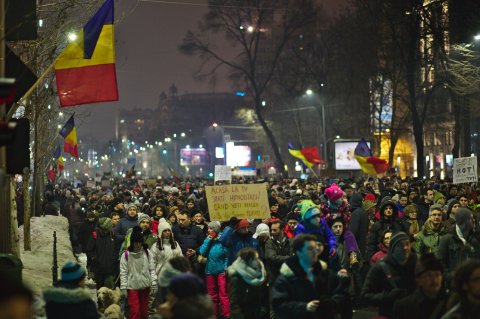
[335,141,371,170]
[180,148,207,166]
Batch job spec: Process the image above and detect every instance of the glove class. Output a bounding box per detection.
[229,217,239,228]
[121,289,127,298]
[306,300,320,312]
[329,247,337,257]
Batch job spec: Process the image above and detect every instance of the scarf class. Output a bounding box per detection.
[408,219,420,235]
[228,257,266,286]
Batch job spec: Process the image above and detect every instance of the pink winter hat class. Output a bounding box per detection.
[324,184,343,202]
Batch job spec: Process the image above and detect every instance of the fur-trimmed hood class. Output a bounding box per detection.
[279,255,327,278]
[158,259,182,288]
[43,286,93,304]
[228,257,266,286]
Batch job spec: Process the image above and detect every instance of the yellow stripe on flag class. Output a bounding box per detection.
[55,25,115,69]
[289,149,314,168]
[65,127,78,146]
[354,155,378,175]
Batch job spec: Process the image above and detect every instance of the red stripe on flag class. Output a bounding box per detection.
[55,63,118,107]
[64,143,79,158]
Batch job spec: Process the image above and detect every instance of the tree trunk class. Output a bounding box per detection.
[412,118,425,177]
[23,170,31,251]
[10,178,20,258]
[388,135,400,168]
[462,105,471,157]
[254,99,286,177]
[452,94,461,158]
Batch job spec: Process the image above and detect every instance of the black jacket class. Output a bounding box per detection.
[272,255,350,319]
[78,221,97,253]
[361,255,416,318]
[85,228,117,274]
[43,284,99,319]
[264,237,293,283]
[350,207,369,257]
[392,288,448,319]
[172,224,205,254]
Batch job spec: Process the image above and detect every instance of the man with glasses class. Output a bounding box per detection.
[415,204,449,257]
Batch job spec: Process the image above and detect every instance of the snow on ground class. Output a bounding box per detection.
[18,216,75,296]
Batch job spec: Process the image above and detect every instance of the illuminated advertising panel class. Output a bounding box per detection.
[335,141,371,170]
[180,148,207,166]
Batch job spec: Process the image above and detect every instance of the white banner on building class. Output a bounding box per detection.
[214,165,232,184]
[453,156,478,184]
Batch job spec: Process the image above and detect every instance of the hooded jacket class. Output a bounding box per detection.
[295,218,337,251]
[199,236,228,275]
[228,256,267,319]
[114,214,139,245]
[220,226,259,265]
[85,228,117,274]
[366,201,408,261]
[43,284,99,319]
[271,255,350,319]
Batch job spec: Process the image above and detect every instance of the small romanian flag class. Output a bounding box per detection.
[59,115,79,158]
[354,139,389,175]
[53,145,61,159]
[54,0,118,107]
[288,144,324,168]
[58,156,65,173]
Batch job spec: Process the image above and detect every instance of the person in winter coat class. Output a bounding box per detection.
[157,256,192,301]
[121,214,158,255]
[437,208,480,284]
[265,220,293,284]
[77,209,98,253]
[366,200,409,261]
[284,212,299,239]
[330,218,360,270]
[199,221,230,318]
[43,191,60,216]
[220,218,259,265]
[150,204,167,235]
[120,226,157,319]
[404,204,420,240]
[295,200,338,269]
[150,219,182,316]
[228,248,267,319]
[350,200,376,258]
[115,203,139,247]
[362,232,416,318]
[85,217,117,290]
[414,204,449,257]
[172,210,205,268]
[441,259,480,319]
[271,234,351,319]
[370,230,391,266]
[392,254,448,319]
[445,198,460,231]
[43,261,100,319]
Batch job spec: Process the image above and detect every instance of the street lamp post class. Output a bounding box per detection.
[306,89,328,169]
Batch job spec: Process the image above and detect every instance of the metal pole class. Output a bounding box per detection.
[321,103,327,169]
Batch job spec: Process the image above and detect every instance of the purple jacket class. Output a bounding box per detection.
[295,217,337,250]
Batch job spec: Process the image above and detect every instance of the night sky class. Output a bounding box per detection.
[78,0,346,144]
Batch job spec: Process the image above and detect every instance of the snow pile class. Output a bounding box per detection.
[18,216,75,295]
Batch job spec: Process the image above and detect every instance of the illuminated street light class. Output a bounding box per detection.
[305,89,313,95]
[68,32,77,42]
[181,132,186,137]
[475,34,480,41]
[247,26,254,33]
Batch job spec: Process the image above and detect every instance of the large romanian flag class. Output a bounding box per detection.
[288,144,324,168]
[354,139,390,175]
[59,115,79,158]
[54,0,118,107]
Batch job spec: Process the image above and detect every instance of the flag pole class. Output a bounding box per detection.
[44,135,62,171]
[6,61,55,120]
[308,166,319,179]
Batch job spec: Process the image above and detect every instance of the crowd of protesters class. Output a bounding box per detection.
[5,175,480,319]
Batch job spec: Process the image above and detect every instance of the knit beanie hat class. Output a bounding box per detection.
[208,221,221,234]
[456,208,473,235]
[130,226,144,244]
[362,200,376,211]
[324,184,343,202]
[237,219,250,229]
[126,202,138,211]
[446,199,459,215]
[388,232,410,254]
[98,217,112,232]
[364,193,376,202]
[60,261,86,283]
[415,253,443,277]
[253,223,270,239]
[286,212,299,222]
[434,192,445,203]
[137,213,151,225]
[298,200,321,221]
[169,273,207,300]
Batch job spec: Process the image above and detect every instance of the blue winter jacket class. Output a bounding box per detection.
[294,217,337,250]
[219,226,259,265]
[199,237,228,275]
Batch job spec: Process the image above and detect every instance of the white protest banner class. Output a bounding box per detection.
[205,183,270,221]
[101,179,111,188]
[214,165,232,183]
[86,180,95,188]
[453,156,478,184]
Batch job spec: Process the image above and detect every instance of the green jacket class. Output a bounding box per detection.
[414,220,449,257]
